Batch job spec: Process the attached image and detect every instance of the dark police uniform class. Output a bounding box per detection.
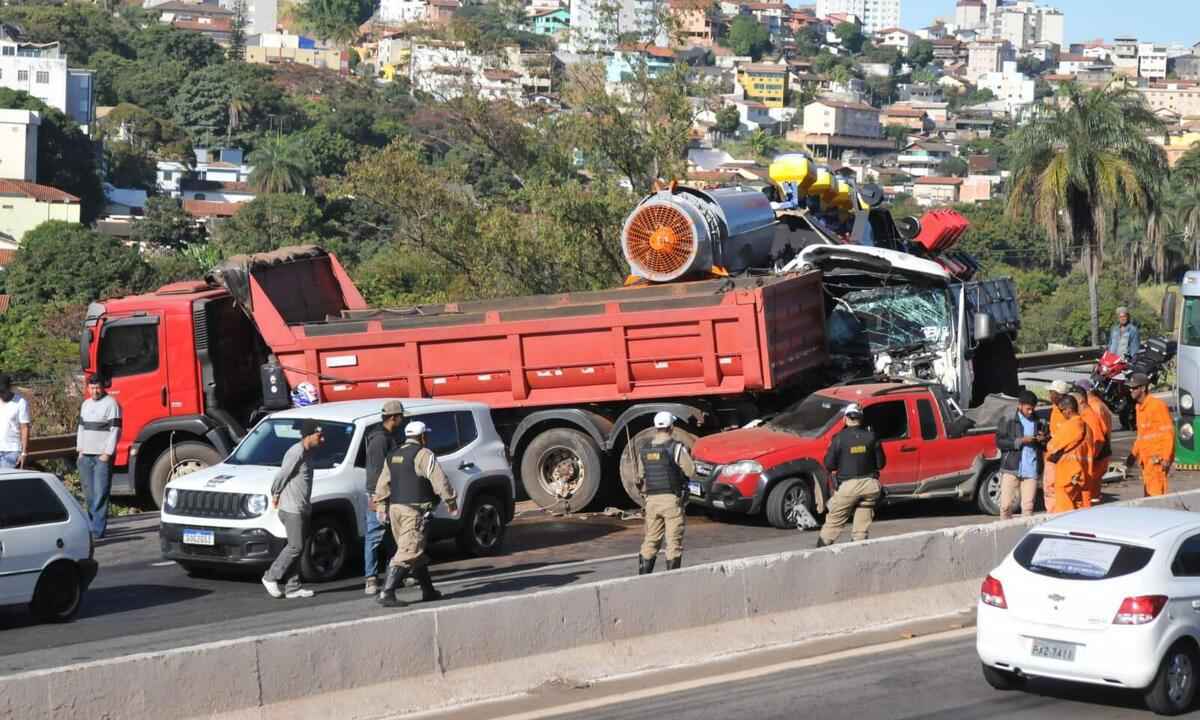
[637,431,695,573]
[819,424,886,545]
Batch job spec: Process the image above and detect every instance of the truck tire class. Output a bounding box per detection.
[520,428,603,513]
[148,442,224,510]
[765,477,817,530]
[618,426,699,507]
[30,561,82,623]
[456,493,507,557]
[301,514,351,582]
[976,463,1003,516]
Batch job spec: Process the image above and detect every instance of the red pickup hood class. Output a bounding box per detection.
[693,427,811,464]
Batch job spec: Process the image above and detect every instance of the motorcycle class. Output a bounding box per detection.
[1090,337,1176,430]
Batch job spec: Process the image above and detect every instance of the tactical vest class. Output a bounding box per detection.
[640,440,683,496]
[829,427,881,480]
[388,443,436,505]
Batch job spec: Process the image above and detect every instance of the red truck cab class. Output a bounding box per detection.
[689,382,1004,528]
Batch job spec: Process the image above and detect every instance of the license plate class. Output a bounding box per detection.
[182,529,215,546]
[688,482,702,497]
[1031,638,1076,662]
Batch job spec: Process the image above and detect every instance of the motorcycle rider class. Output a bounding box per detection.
[1108,306,1140,359]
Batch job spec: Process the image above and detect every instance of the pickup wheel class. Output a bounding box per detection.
[520,428,603,513]
[618,426,698,507]
[148,442,224,510]
[765,477,817,530]
[301,514,351,582]
[456,493,507,557]
[976,464,1003,516]
[30,561,82,623]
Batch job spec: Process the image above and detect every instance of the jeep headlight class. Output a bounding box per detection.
[1182,392,1194,413]
[244,494,269,517]
[1182,423,1195,441]
[720,461,764,477]
[164,487,179,511]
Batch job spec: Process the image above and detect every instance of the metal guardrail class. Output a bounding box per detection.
[1015,345,1104,372]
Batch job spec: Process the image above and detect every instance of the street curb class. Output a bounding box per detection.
[4,490,1199,720]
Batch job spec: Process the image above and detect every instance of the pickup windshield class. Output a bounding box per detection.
[227,419,355,470]
[827,285,952,356]
[767,394,847,436]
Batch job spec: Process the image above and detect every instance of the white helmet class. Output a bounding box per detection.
[404,420,427,438]
[653,411,676,429]
[843,403,863,418]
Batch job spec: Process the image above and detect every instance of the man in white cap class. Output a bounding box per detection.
[1043,380,1072,513]
[373,420,458,607]
[636,411,696,574]
[818,402,885,547]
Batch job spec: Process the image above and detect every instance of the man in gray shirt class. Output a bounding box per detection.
[75,374,121,539]
[262,420,324,599]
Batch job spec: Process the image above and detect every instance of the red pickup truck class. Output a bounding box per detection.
[688,382,1007,528]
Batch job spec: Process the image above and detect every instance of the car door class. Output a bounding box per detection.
[861,398,918,491]
[96,314,168,466]
[0,475,70,605]
[1168,532,1200,634]
[912,396,970,493]
[418,411,478,519]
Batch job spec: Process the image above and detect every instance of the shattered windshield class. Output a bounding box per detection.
[827,285,952,356]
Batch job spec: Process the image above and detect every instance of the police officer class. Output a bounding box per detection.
[818,403,885,547]
[374,420,458,608]
[636,411,696,574]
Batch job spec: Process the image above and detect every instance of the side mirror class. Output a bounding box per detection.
[1163,290,1178,331]
[974,312,994,341]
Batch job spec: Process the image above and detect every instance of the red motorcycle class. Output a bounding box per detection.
[1090,338,1176,430]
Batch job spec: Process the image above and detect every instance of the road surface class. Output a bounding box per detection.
[0,431,1176,677]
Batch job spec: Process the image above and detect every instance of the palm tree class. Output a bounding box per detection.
[1175,146,1200,269]
[227,88,251,145]
[1006,81,1168,344]
[747,129,778,159]
[248,136,312,194]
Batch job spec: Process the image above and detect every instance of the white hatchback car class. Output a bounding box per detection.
[977,506,1200,716]
[0,470,98,623]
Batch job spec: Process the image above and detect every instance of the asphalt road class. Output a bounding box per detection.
[474,630,1200,720]
[0,430,1173,677]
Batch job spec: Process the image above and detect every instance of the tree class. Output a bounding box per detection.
[248,135,312,193]
[105,141,156,190]
[296,123,361,178]
[833,22,864,54]
[1171,143,1200,269]
[129,24,224,68]
[747,128,779,158]
[715,105,741,136]
[6,222,152,305]
[794,25,823,57]
[0,90,105,223]
[937,156,969,178]
[907,39,933,67]
[883,123,910,149]
[228,0,247,62]
[1006,82,1168,344]
[170,63,285,147]
[290,0,370,45]
[132,197,206,251]
[0,5,132,66]
[726,16,770,60]
[97,103,193,161]
[212,194,325,256]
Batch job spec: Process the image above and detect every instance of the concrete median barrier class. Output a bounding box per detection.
[5,489,1200,720]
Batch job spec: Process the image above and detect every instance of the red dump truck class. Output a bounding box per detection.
[82,246,829,510]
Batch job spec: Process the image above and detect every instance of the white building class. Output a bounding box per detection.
[875,27,916,53]
[815,0,900,35]
[992,1,1063,51]
[1139,43,1168,80]
[218,0,278,35]
[568,0,668,52]
[0,109,38,182]
[157,147,253,198]
[378,0,428,25]
[0,35,94,130]
[977,60,1035,115]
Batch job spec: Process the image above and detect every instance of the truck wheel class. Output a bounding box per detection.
[456,493,507,557]
[520,428,603,513]
[618,426,698,507]
[765,477,817,530]
[301,514,350,582]
[976,464,1003,516]
[30,561,82,623]
[148,442,224,509]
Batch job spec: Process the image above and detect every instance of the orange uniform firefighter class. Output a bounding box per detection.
[1128,373,1174,497]
[1072,388,1107,505]
[1045,394,1092,513]
[1082,381,1113,503]
[1043,380,1071,513]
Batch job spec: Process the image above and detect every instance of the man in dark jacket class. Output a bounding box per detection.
[995,390,1046,519]
[363,400,404,595]
[818,403,885,547]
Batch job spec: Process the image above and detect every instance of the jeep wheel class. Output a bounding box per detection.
[301,514,350,582]
[456,493,507,557]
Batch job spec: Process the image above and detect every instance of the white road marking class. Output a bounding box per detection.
[150,561,175,567]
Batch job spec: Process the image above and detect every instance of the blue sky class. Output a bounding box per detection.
[901,0,1197,46]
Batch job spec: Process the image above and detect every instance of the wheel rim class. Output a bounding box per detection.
[986,473,1002,507]
[538,446,584,500]
[1168,652,1193,705]
[782,484,809,526]
[45,573,79,618]
[308,525,344,577]
[472,504,502,548]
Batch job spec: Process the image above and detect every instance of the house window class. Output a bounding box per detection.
[17,70,27,82]
[1,46,11,56]
[194,193,206,200]
[35,71,48,84]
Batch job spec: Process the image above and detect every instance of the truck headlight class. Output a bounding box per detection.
[1182,423,1195,441]
[244,494,269,516]
[720,461,764,477]
[1182,392,1194,413]
[164,487,178,511]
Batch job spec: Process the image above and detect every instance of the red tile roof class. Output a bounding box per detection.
[915,176,964,186]
[0,180,79,203]
[183,199,241,218]
[0,250,14,267]
[172,17,233,32]
[616,44,676,59]
[875,27,915,36]
[482,68,519,82]
[883,105,925,117]
[181,179,254,193]
[0,295,11,314]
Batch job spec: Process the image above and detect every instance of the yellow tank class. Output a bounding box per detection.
[831,178,855,210]
[768,153,816,191]
[808,166,833,199]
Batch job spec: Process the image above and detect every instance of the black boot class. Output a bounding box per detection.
[376,566,408,608]
[414,565,442,602]
[638,556,656,575]
[666,556,681,571]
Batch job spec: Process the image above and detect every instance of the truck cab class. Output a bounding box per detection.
[82,281,265,506]
[689,382,1003,528]
[1175,271,1200,468]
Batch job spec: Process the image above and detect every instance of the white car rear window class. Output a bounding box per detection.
[1030,537,1121,579]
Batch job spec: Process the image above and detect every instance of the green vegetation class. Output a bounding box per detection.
[724,16,771,60]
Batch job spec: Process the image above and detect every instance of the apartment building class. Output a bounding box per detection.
[814,0,900,35]
[0,31,94,129]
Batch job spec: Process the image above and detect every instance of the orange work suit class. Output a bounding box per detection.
[1043,405,1065,513]
[1046,415,1091,513]
[1087,395,1113,502]
[1132,394,1174,496]
[1078,403,1107,504]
